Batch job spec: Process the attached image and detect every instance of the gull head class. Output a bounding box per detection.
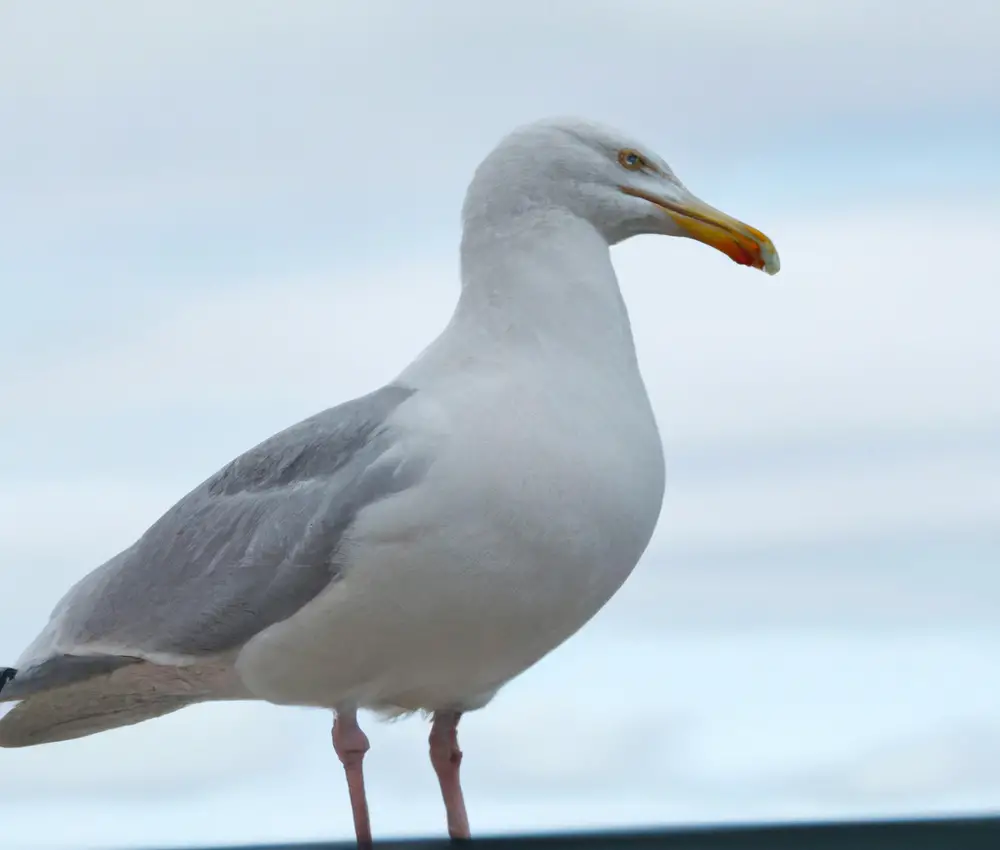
[463,117,779,275]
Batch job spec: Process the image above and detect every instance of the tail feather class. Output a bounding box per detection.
[0,688,196,747]
[0,657,246,748]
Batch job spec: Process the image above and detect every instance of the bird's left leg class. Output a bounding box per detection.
[332,708,373,846]
[429,710,471,839]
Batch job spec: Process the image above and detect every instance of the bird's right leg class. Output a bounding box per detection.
[429,710,471,840]
[332,708,373,846]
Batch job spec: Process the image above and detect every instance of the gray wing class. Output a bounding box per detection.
[20,383,423,665]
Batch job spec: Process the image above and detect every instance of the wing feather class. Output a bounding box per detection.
[10,384,422,683]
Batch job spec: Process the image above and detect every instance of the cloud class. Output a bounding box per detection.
[1,0,996,209]
[0,701,304,800]
[655,446,1000,554]
[1,258,451,420]
[819,719,1000,803]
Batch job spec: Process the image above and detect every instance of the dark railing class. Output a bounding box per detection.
[150,815,1000,850]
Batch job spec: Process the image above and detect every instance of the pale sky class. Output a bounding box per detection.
[1,1,998,848]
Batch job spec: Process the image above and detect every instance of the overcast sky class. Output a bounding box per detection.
[1,1,998,848]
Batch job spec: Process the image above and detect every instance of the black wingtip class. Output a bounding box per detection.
[0,668,16,694]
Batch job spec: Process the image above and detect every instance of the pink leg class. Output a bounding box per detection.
[332,710,373,847]
[429,711,471,840]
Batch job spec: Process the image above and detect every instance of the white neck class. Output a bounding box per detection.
[465,209,636,352]
[400,208,644,389]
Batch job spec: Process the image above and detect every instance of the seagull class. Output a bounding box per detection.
[0,118,778,844]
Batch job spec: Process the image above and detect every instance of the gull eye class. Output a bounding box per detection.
[618,149,646,171]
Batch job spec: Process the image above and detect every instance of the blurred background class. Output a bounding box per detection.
[1,1,998,847]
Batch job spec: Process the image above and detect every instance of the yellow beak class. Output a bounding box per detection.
[621,186,780,275]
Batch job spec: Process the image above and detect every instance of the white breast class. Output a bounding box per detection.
[235,354,664,713]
